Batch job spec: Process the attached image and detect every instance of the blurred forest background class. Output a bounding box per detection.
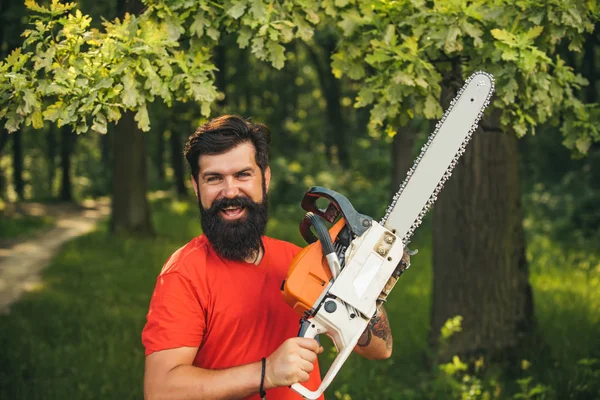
[1,0,599,399]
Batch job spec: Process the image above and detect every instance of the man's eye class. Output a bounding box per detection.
[206,176,221,183]
[237,172,251,178]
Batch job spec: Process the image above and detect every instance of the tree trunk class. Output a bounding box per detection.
[110,111,153,235]
[0,131,8,154]
[306,37,350,168]
[101,131,111,184]
[169,128,186,198]
[108,0,153,235]
[239,49,252,115]
[13,130,24,200]
[116,0,142,14]
[99,132,112,196]
[214,43,227,107]
[323,69,349,168]
[391,123,418,195]
[47,126,56,197]
[582,27,597,104]
[430,96,534,360]
[155,127,165,186]
[59,126,74,201]
[0,131,7,200]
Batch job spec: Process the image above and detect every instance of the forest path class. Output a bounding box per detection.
[0,199,110,314]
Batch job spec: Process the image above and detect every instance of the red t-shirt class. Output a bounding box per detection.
[142,235,323,399]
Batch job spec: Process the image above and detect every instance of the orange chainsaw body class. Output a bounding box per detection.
[282,219,346,316]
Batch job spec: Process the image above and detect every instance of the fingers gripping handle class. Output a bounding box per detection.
[292,319,328,399]
[291,346,355,399]
[292,309,369,399]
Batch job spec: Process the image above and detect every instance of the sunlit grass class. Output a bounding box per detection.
[526,234,600,398]
[0,198,200,400]
[0,214,55,240]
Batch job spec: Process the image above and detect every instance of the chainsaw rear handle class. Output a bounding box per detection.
[291,320,330,400]
[301,187,372,238]
[291,300,370,400]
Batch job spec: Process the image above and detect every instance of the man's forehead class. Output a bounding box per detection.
[198,142,258,173]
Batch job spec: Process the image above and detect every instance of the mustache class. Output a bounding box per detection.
[206,196,257,214]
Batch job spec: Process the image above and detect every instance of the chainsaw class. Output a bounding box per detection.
[280,71,495,399]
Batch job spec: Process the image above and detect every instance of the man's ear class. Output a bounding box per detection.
[264,166,271,191]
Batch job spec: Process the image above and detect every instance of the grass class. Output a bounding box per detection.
[0,198,198,400]
[0,197,598,399]
[0,214,55,240]
[525,236,600,398]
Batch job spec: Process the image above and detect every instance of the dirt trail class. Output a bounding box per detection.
[0,199,110,313]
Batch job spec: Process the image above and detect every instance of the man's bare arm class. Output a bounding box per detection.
[145,347,262,400]
[144,337,323,400]
[351,249,413,360]
[353,306,393,360]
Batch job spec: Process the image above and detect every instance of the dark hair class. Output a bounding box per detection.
[184,115,271,182]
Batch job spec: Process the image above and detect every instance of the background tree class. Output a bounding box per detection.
[59,125,75,201]
[327,0,598,359]
[0,0,27,202]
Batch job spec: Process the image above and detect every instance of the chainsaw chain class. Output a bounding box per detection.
[380,71,495,244]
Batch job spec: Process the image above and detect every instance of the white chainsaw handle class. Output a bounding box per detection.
[291,319,331,399]
[291,309,368,399]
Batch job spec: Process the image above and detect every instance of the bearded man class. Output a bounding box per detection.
[142,115,396,400]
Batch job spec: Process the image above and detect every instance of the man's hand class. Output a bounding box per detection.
[144,339,323,399]
[264,338,323,388]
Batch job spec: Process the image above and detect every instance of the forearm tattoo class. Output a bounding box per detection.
[357,307,392,351]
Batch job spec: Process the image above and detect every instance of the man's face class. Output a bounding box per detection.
[192,142,271,261]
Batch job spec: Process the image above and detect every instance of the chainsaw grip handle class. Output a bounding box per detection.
[292,313,363,400]
[299,213,335,254]
[293,320,327,399]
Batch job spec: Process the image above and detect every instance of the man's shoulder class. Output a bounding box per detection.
[159,235,211,277]
[263,235,301,250]
[263,236,302,257]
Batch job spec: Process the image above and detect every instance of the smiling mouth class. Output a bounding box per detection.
[220,206,246,219]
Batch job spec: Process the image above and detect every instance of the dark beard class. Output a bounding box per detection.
[199,193,269,262]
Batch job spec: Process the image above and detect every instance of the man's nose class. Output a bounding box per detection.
[221,177,240,198]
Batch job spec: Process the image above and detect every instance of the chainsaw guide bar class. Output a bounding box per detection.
[382,71,495,244]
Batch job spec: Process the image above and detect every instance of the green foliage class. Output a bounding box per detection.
[0,0,325,133]
[571,359,600,396]
[441,315,464,341]
[514,376,552,399]
[1,0,598,159]
[521,126,600,244]
[148,0,321,68]
[426,356,555,400]
[0,0,218,134]
[328,0,599,153]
